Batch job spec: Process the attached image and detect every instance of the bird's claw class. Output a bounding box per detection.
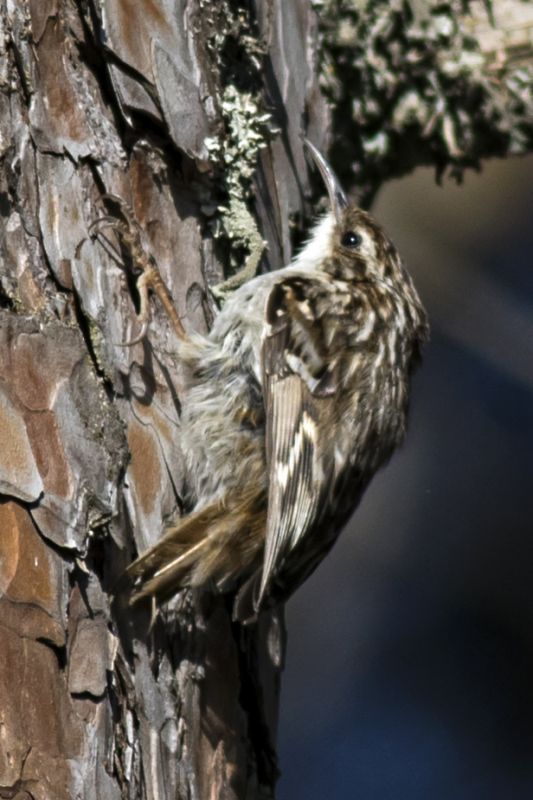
[83,195,187,345]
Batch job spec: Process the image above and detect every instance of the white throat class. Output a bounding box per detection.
[290,213,335,273]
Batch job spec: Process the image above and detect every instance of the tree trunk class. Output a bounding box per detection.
[0,2,531,799]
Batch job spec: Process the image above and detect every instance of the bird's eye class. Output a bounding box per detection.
[341,231,362,249]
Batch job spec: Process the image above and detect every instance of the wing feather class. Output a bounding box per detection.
[256,277,339,606]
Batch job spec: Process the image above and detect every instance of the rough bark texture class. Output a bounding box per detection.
[0,1,531,799]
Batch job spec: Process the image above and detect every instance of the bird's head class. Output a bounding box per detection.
[301,140,410,291]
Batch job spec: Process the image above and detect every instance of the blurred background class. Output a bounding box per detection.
[278,154,533,799]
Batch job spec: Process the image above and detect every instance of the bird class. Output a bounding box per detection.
[124,140,429,623]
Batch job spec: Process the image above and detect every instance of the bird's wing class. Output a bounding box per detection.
[256,276,341,608]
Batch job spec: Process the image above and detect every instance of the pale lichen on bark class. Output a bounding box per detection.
[197,0,277,295]
[314,0,533,200]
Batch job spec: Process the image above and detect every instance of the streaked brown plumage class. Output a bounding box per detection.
[125,142,428,623]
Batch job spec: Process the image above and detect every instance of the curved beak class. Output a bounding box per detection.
[304,138,348,222]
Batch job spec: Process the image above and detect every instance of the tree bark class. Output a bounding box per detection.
[0,2,531,799]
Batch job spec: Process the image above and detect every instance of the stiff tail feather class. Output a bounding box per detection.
[125,493,267,608]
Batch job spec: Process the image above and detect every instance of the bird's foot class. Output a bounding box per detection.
[82,194,187,345]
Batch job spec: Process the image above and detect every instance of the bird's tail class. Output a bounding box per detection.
[125,493,266,607]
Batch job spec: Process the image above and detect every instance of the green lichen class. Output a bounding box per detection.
[196,1,278,295]
[205,85,275,295]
